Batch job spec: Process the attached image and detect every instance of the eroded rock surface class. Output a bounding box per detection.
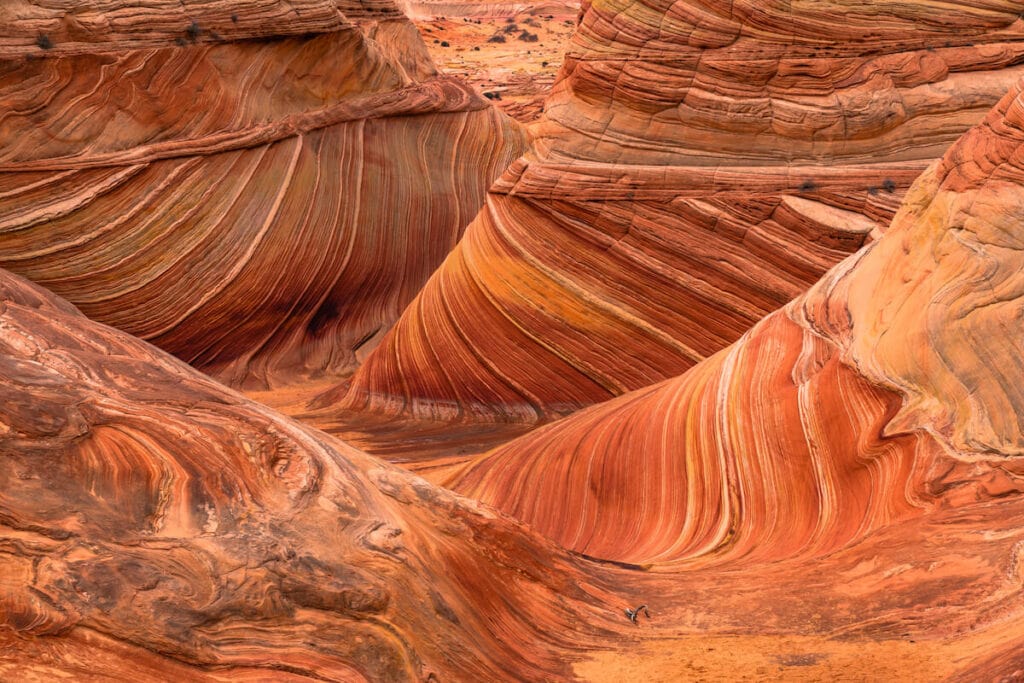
[412,78,1024,677]
[0,0,526,390]
[0,268,617,681]
[443,78,1024,568]
[5,2,1024,680]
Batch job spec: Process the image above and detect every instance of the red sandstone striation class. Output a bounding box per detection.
[339,0,1024,427]
[0,0,527,390]
[6,84,1024,674]
[4,1,1024,679]
[410,77,1024,676]
[441,78,1024,570]
[0,267,622,681]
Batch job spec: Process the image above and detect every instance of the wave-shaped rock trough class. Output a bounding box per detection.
[4,0,1024,678]
[340,0,1024,425]
[442,79,1024,570]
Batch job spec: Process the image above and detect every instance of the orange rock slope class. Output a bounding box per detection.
[0,267,623,681]
[445,76,1024,568]
[0,0,526,389]
[435,77,1024,676]
[340,0,1024,426]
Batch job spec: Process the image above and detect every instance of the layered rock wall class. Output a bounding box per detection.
[342,0,1024,424]
[442,79,1024,568]
[0,0,527,389]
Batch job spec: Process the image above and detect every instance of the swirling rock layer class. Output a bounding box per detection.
[4,261,1024,679]
[5,1,1024,679]
[341,0,1024,424]
[0,267,619,681]
[442,79,1024,570]
[0,0,526,389]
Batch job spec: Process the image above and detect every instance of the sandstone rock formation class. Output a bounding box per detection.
[5,1,1024,679]
[0,267,621,681]
[412,77,1024,676]
[442,77,1024,567]
[340,0,1024,426]
[6,79,1024,673]
[0,0,526,389]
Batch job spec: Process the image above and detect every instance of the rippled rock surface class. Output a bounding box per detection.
[5,81,1024,675]
[0,0,526,389]
[342,0,1024,424]
[418,78,1024,677]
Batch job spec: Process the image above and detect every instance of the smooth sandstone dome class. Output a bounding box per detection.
[0,0,526,389]
[340,0,1024,425]
[442,78,1024,568]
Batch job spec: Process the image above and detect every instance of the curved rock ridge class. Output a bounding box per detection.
[0,1,397,57]
[546,0,1024,166]
[339,0,1024,425]
[813,84,1024,460]
[439,79,1024,567]
[0,267,619,681]
[0,0,527,389]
